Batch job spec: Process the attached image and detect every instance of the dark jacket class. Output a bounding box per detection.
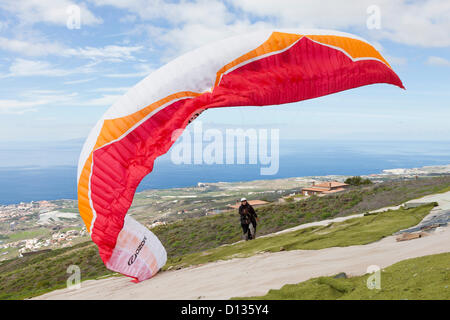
[239,203,257,225]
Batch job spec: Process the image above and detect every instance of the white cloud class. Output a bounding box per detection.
[92,0,450,49]
[90,87,130,93]
[92,0,273,57]
[231,0,450,47]
[104,71,150,78]
[64,78,96,85]
[0,36,144,63]
[120,14,137,23]
[370,1,450,47]
[426,56,450,67]
[0,90,78,114]
[3,58,99,78]
[104,63,154,78]
[0,86,123,114]
[156,20,272,58]
[0,20,10,31]
[90,0,251,53]
[65,45,143,62]
[0,99,41,114]
[0,0,102,26]
[230,0,366,29]
[383,54,407,66]
[0,37,67,56]
[82,94,122,106]
[6,59,73,77]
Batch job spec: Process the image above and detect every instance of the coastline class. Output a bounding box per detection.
[1,163,450,206]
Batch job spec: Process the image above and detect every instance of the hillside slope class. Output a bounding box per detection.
[34,191,450,300]
[1,176,449,300]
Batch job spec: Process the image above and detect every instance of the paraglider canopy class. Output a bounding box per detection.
[77,29,404,281]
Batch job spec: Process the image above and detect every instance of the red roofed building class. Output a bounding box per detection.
[301,181,349,196]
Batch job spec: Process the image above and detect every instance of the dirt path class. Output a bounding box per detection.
[35,191,450,300]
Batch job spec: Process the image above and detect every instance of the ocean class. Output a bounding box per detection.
[0,140,449,205]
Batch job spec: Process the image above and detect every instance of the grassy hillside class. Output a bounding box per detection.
[164,203,436,269]
[1,176,449,299]
[0,241,109,300]
[235,252,450,300]
[153,176,450,259]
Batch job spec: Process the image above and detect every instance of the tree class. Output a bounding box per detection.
[345,176,373,186]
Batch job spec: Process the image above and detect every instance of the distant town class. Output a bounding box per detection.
[0,199,87,257]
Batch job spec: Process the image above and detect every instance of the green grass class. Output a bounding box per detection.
[235,252,450,300]
[0,247,19,261]
[164,203,436,269]
[437,185,450,194]
[5,228,50,242]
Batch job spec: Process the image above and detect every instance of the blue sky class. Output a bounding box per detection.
[0,0,449,142]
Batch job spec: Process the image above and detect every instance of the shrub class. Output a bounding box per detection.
[345,176,373,186]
